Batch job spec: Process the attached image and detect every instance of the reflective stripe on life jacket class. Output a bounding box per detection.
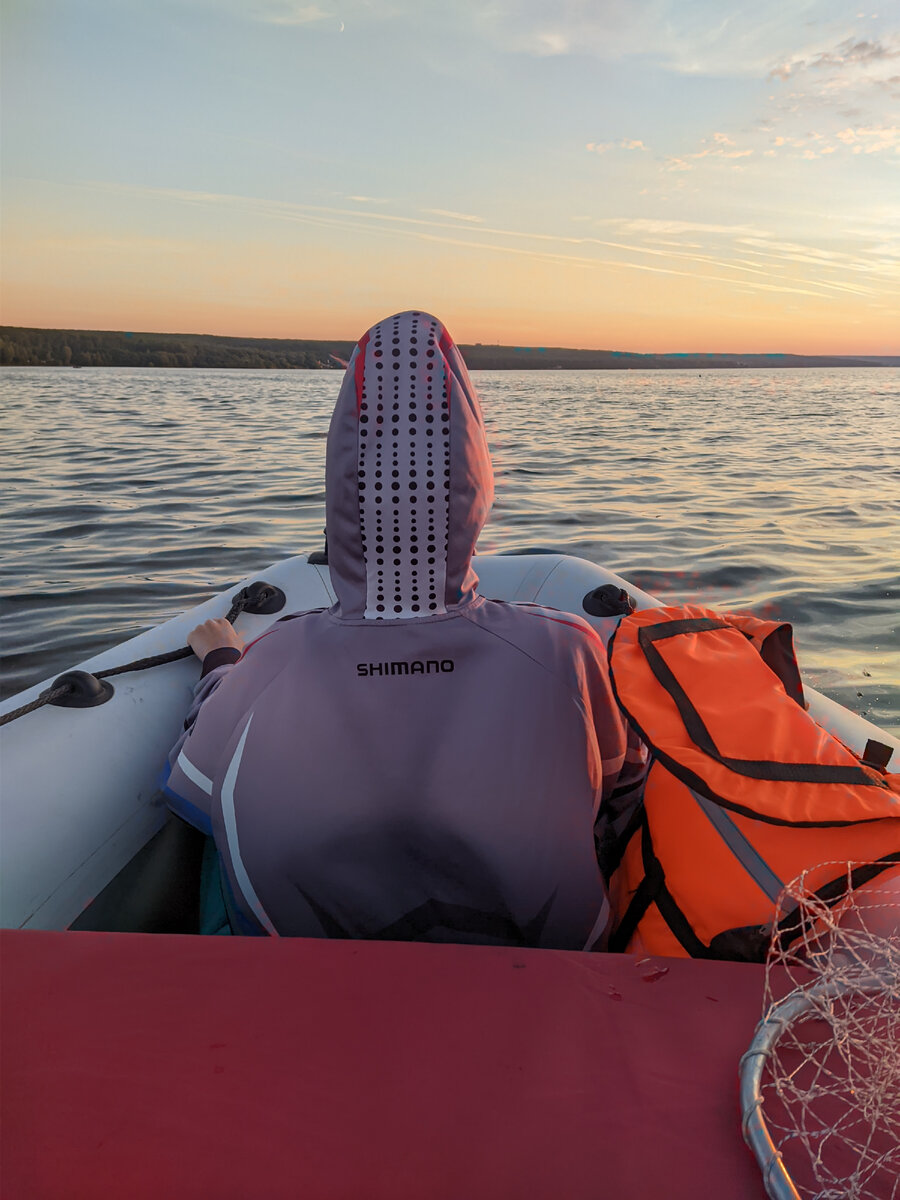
[606,605,900,960]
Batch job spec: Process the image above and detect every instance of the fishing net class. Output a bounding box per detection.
[740,862,900,1200]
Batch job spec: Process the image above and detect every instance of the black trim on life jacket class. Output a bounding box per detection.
[598,799,645,882]
[637,811,711,958]
[772,851,900,952]
[706,923,771,962]
[659,744,888,828]
[752,621,804,708]
[613,819,900,962]
[608,810,711,957]
[636,619,884,789]
[609,800,900,961]
[700,853,900,962]
[862,739,895,772]
[607,809,658,952]
[606,702,888,832]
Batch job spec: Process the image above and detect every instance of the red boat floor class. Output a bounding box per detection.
[1,930,769,1199]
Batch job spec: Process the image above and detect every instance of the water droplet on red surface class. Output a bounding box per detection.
[635,957,669,983]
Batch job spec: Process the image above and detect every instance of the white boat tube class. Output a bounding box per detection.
[1,553,897,931]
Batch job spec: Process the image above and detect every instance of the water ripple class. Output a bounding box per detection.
[2,365,898,733]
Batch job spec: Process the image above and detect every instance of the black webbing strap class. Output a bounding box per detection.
[754,621,804,708]
[608,809,711,957]
[773,851,900,952]
[862,739,895,772]
[599,799,646,882]
[636,620,883,787]
[652,883,712,959]
[608,810,660,952]
[642,807,712,957]
[612,828,900,962]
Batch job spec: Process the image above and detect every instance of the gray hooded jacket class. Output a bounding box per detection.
[165,311,645,946]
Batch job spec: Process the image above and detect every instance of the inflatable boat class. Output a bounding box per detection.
[1,550,897,934]
[3,552,898,1200]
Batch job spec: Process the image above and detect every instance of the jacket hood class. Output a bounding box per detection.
[325,310,493,620]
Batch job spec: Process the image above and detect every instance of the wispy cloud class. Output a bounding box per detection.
[421,208,485,223]
[585,218,891,294]
[69,181,894,303]
[835,125,900,152]
[666,105,898,171]
[218,1,890,82]
[595,219,767,237]
[756,124,900,160]
[663,132,755,171]
[762,27,900,154]
[735,235,896,287]
[771,36,900,80]
[477,1,837,76]
[586,139,648,154]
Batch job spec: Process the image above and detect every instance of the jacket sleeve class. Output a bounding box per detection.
[580,637,649,874]
[580,635,648,804]
[601,722,648,831]
[592,702,648,883]
[161,649,241,833]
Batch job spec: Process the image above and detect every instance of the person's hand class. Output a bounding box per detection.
[187,617,245,662]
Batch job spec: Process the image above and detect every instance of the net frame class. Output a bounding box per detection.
[739,861,899,1200]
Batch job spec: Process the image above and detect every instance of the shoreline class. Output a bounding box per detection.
[2,326,898,371]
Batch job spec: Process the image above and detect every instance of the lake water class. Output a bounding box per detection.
[2,366,898,734]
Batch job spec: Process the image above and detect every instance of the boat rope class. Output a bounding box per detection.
[0,581,285,728]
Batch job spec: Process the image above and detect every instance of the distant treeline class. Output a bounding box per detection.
[1,326,896,370]
[459,345,898,370]
[0,327,354,370]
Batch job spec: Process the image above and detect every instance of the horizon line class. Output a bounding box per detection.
[1,323,896,361]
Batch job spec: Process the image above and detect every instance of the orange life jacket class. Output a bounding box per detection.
[606,605,900,960]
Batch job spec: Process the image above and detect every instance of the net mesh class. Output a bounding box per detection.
[749,861,900,1200]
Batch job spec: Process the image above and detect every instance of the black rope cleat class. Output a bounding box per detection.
[45,670,115,708]
[582,585,637,618]
[231,580,287,616]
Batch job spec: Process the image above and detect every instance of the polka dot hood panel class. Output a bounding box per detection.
[325,311,494,621]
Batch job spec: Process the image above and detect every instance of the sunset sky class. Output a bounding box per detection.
[2,0,899,353]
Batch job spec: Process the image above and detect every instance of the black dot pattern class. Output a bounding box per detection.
[356,312,451,620]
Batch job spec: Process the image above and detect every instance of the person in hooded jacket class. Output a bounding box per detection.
[163,310,647,946]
